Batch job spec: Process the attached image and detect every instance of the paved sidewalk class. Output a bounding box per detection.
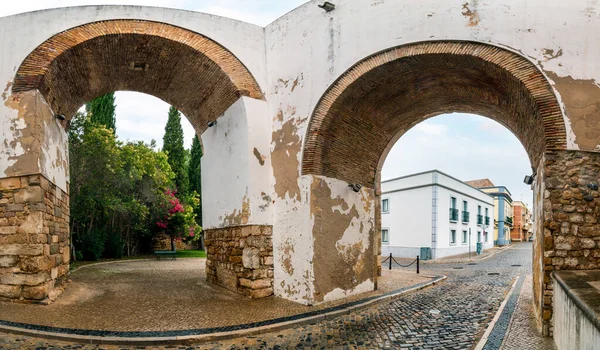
[500,274,557,350]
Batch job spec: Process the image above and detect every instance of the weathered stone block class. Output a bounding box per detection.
[0,178,22,191]
[0,256,17,267]
[0,244,43,256]
[0,227,17,235]
[14,186,43,204]
[19,255,53,273]
[249,287,273,298]
[242,247,260,269]
[22,281,53,300]
[0,284,22,299]
[0,272,49,286]
[6,204,25,212]
[239,278,271,289]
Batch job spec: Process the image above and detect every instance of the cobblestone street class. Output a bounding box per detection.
[0,243,555,349]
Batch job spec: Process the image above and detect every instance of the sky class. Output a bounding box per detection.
[1,1,534,206]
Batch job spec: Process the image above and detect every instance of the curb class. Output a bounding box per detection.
[474,275,520,350]
[0,275,446,346]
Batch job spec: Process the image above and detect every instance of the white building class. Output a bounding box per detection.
[381,170,494,260]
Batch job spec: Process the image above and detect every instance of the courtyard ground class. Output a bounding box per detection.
[0,243,555,349]
[0,256,429,332]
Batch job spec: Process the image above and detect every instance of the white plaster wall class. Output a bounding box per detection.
[0,95,26,178]
[553,279,600,350]
[265,0,600,152]
[0,5,267,193]
[381,186,432,249]
[40,100,69,191]
[380,171,493,259]
[201,97,272,229]
[0,6,266,91]
[437,186,494,259]
[265,0,600,299]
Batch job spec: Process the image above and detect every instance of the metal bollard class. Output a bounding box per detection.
[389,253,392,270]
[416,255,420,274]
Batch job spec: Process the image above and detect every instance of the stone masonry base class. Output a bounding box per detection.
[205,225,273,298]
[0,174,69,303]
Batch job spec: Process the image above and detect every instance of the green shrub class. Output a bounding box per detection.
[104,231,124,259]
[79,230,105,261]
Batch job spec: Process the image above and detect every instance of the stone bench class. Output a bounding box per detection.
[154,250,177,261]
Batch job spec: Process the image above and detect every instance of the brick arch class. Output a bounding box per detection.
[11,19,263,134]
[302,41,567,187]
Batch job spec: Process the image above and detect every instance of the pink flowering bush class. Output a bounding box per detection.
[155,189,200,242]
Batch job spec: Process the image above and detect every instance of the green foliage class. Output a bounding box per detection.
[162,107,189,195]
[70,97,204,261]
[86,93,116,133]
[188,135,203,225]
[79,230,105,261]
[176,250,206,258]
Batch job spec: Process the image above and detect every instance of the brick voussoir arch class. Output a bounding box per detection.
[302,41,568,186]
[11,19,263,128]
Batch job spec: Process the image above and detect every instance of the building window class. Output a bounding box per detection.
[382,228,389,245]
[477,231,482,243]
[450,197,458,221]
[450,229,456,245]
[484,231,489,243]
[382,198,389,213]
[462,230,467,244]
[462,200,469,223]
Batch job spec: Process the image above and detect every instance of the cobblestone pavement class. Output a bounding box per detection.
[0,243,556,349]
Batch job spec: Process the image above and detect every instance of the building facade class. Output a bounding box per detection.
[511,201,533,242]
[466,179,514,246]
[381,170,494,260]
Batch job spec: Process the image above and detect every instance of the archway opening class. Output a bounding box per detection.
[302,41,567,334]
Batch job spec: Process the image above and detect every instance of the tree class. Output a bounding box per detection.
[188,135,203,225]
[162,106,188,194]
[86,93,116,133]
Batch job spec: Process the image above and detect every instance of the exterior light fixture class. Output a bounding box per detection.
[207,120,217,127]
[128,61,148,71]
[318,2,335,12]
[349,183,361,192]
[523,174,535,185]
[55,114,66,121]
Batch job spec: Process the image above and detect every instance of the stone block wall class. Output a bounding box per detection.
[0,174,69,303]
[542,150,600,335]
[205,225,273,298]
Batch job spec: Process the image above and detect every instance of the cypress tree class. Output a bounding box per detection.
[162,106,189,194]
[86,93,116,133]
[188,135,203,224]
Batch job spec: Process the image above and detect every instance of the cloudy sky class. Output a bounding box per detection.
[2,1,534,206]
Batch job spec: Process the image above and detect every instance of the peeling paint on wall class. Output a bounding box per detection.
[310,176,375,303]
[220,195,251,227]
[546,72,600,150]
[461,1,480,27]
[253,147,266,166]
[271,116,302,202]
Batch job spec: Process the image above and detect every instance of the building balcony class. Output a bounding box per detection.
[485,216,490,225]
[506,216,513,226]
[462,211,470,223]
[477,214,483,225]
[450,208,459,222]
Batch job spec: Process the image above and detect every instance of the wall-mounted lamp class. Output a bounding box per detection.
[523,174,535,185]
[318,1,335,12]
[55,114,66,121]
[207,120,217,127]
[348,183,361,193]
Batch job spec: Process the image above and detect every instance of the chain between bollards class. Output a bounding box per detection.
[383,253,420,273]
